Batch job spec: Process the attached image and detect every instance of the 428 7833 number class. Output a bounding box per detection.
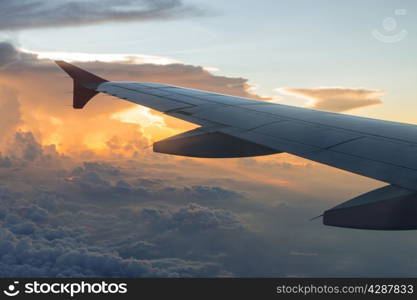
[367,284,413,294]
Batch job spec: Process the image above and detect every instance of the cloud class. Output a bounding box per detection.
[0,42,268,157]
[0,151,249,277]
[0,0,205,30]
[0,86,21,143]
[141,203,244,233]
[279,87,384,112]
[0,135,414,277]
[8,132,43,161]
[4,131,64,165]
[0,43,21,69]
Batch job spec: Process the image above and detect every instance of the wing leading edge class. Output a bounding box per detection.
[56,61,417,230]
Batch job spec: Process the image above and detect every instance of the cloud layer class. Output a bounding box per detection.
[0,0,204,30]
[280,87,384,112]
[0,143,414,277]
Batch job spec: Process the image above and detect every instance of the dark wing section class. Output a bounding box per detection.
[56,60,107,108]
[153,126,280,158]
[56,61,417,230]
[323,185,417,230]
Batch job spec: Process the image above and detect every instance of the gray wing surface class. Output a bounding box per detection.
[97,81,417,192]
[56,61,417,230]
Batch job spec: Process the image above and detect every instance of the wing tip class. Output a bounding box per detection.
[55,61,107,109]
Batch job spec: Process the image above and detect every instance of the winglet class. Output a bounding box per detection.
[55,61,108,109]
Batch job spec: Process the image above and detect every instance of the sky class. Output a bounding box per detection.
[0,0,416,277]
[10,0,417,120]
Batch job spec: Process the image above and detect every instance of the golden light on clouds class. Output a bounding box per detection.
[111,106,180,142]
[111,106,165,128]
[277,87,384,112]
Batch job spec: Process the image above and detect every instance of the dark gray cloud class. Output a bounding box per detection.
[5,131,63,164]
[0,42,20,67]
[0,151,244,276]
[0,86,21,143]
[0,155,12,168]
[141,203,244,233]
[0,0,205,30]
[10,131,43,161]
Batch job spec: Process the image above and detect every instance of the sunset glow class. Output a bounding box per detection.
[21,48,181,65]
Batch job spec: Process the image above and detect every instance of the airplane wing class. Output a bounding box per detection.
[56,61,417,230]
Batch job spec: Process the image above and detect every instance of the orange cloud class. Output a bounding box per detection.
[278,87,384,112]
[0,42,272,166]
